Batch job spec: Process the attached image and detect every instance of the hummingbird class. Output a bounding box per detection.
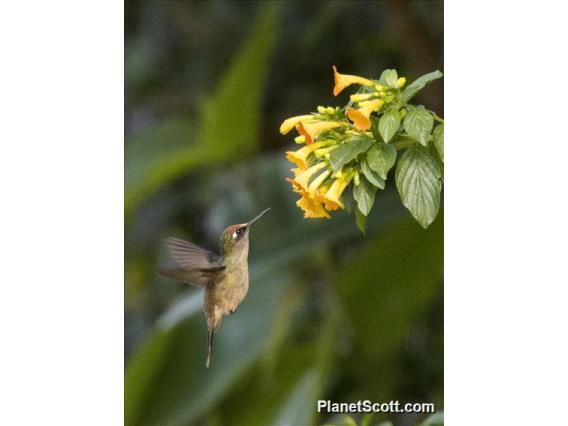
[159,207,271,368]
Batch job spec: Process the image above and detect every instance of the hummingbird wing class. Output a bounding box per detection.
[160,237,226,287]
[166,237,224,270]
[157,267,224,287]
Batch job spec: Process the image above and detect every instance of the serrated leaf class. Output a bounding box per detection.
[366,142,397,179]
[433,123,444,162]
[360,158,385,189]
[353,176,377,216]
[403,106,433,146]
[395,146,441,228]
[378,108,401,143]
[328,135,374,172]
[379,69,398,87]
[355,206,366,235]
[401,70,443,102]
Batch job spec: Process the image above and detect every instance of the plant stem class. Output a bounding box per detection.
[427,109,444,123]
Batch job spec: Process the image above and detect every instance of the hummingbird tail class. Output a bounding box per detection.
[206,328,215,368]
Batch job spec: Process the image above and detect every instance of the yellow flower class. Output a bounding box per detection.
[332,65,374,96]
[306,169,331,196]
[395,77,406,89]
[285,141,331,170]
[346,99,383,131]
[286,162,327,193]
[294,135,306,144]
[296,195,331,219]
[296,121,342,145]
[319,171,353,210]
[350,93,376,103]
[280,115,315,135]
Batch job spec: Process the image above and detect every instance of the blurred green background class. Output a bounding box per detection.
[125,1,443,425]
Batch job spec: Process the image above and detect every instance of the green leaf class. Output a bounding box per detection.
[125,271,292,426]
[403,106,434,147]
[378,107,401,143]
[420,412,444,426]
[355,206,366,235]
[272,369,319,426]
[336,216,443,387]
[125,3,280,220]
[433,123,444,162]
[353,176,377,216]
[379,69,398,87]
[370,115,382,142]
[360,413,375,426]
[366,142,397,179]
[401,70,443,102]
[395,146,442,228]
[201,4,280,157]
[360,158,385,189]
[328,135,374,172]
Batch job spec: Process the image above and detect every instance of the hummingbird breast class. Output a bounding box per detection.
[205,261,249,330]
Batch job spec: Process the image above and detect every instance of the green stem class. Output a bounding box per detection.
[427,109,444,123]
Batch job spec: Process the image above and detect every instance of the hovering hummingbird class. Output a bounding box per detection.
[159,207,271,368]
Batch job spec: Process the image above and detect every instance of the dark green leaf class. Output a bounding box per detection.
[378,107,401,143]
[355,206,366,235]
[403,106,433,146]
[353,176,377,216]
[395,146,442,228]
[125,3,280,220]
[433,123,444,162]
[379,69,398,87]
[366,142,397,179]
[360,158,385,189]
[337,215,443,376]
[401,70,443,102]
[370,115,382,142]
[328,135,374,172]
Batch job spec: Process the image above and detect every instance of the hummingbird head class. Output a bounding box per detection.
[220,207,270,255]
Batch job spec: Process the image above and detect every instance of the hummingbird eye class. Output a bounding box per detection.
[232,227,245,239]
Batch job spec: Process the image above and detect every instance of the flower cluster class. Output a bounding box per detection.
[280,66,444,230]
[280,66,406,219]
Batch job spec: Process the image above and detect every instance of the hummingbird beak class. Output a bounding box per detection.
[247,207,271,227]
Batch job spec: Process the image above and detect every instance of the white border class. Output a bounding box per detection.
[446,1,568,424]
[0,2,123,424]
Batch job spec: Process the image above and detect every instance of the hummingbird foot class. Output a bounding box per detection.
[230,308,237,315]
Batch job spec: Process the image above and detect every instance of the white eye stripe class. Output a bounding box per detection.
[232,231,238,239]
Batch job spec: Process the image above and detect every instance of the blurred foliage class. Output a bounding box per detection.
[125,1,443,426]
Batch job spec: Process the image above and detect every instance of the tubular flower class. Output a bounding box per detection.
[286,162,327,193]
[296,195,331,219]
[319,171,353,210]
[333,65,374,96]
[306,169,331,197]
[280,115,315,135]
[296,121,342,145]
[350,93,376,103]
[346,99,384,131]
[285,141,331,170]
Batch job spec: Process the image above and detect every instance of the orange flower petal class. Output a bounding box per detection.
[347,108,371,131]
[332,65,375,97]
